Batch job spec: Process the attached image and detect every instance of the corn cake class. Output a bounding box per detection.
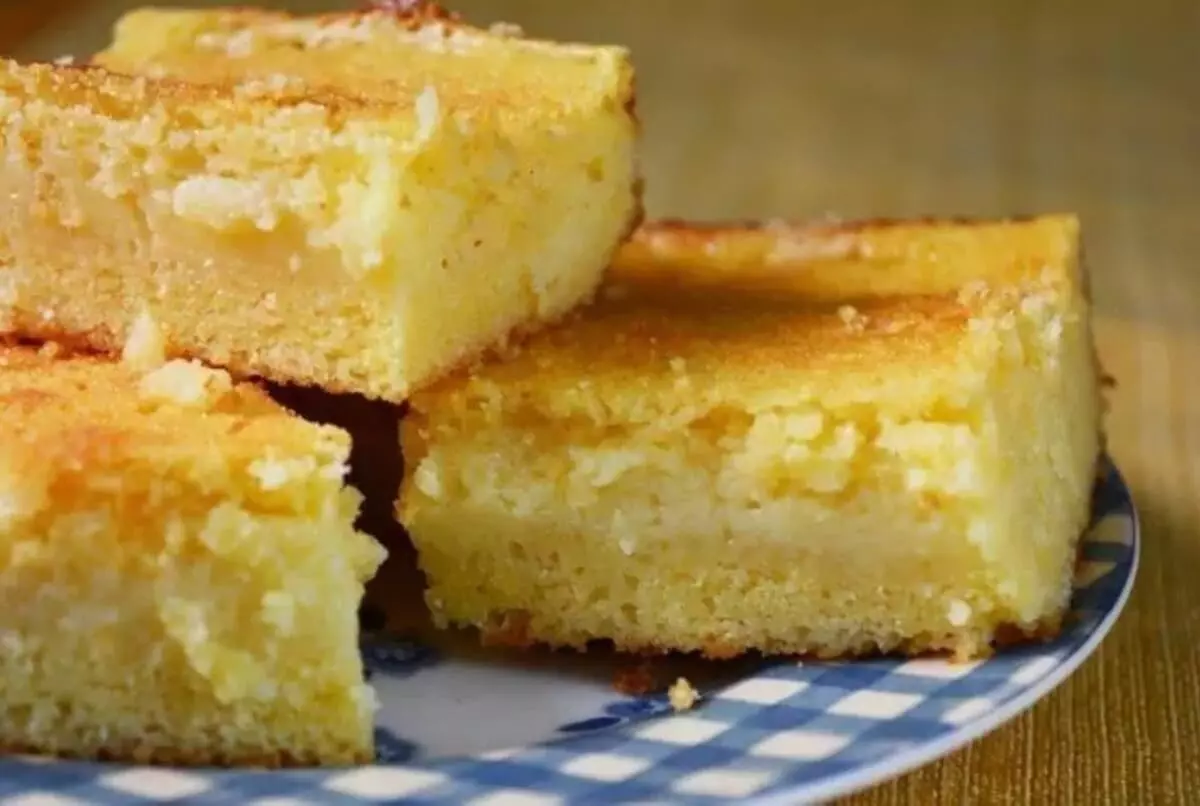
[0,3,639,401]
[399,216,1102,660]
[0,338,386,765]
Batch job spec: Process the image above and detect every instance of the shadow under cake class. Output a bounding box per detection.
[268,381,761,693]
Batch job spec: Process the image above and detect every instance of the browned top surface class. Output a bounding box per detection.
[0,344,347,491]
[93,6,632,118]
[14,0,1200,802]
[413,216,1080,420]
[4,3,633,125]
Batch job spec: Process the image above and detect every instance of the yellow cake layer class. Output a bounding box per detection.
[399,216,1102,660]
[0,340,386,766]
[0,3,639,401]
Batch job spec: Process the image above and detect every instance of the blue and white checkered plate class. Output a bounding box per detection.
[0,457,1137,805]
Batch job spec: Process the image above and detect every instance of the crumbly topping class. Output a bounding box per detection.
[767,233,858,264]
[194,11,482,55]
[138,359,233,408]
[947,598,973,627]
[236,73,306,98]
[0,269,18,306]
[956,281,991,306]
[247,455,333,490]
[837,304,868,332]
[196,28,256,58]
[121,309,167,371]
[170,176,279,232]
[412,459,443,499]
[487,22,525,38]
[414,85,441,141]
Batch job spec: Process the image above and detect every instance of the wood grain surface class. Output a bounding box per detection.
[11,0,1200,802]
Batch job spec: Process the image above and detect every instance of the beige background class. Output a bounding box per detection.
[8,1,1200,802]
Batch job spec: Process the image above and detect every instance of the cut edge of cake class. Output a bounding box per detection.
[398,215,1102,662]
[0,328,387,767]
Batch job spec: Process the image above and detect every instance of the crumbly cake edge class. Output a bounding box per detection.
[470,606,1071,664]
[0,740,373,769]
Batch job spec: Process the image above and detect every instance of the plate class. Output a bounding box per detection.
[0,456,1138,805]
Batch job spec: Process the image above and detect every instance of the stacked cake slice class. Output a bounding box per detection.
[398,216,1101,660]
[0,341,385,765]
[0,5,639,401]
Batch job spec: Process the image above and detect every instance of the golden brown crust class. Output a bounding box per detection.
[617,70,645,242]
[411,214,1085,419]
[628,213,1079,265]
[0,345,377,770]
[478,609,534,649]
[407,215,1096,671]
[8,58,374,123]
[0,740,372,769]
[6,319,387,401]
[622,175,647,245]
[91,5,635,120]
[0,343,349,487]
[644,213,1055,237]
[475,609,1068,663]
[364,0,461,25]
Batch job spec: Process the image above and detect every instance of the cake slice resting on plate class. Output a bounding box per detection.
[0,3,639,400]
[399,216,1102,660]
[0,334,385,766]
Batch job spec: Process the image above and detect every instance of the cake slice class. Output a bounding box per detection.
[0,2,639,401]
[398,216,1102,660]
[0,334,386,766]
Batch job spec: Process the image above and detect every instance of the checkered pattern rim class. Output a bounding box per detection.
[0,458,1136,806]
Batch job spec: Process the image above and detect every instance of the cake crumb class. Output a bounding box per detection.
[837,304,867,331]
[947,598,972,627]
[957,280,990,305]
[668,677,699,712]
[121,309,167,371]
[138,359,232,408]
[768,232,856,264]
[414,85,441,140]
[488,21,524,38]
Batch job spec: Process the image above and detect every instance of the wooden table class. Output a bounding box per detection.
[9,0,1200,802]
